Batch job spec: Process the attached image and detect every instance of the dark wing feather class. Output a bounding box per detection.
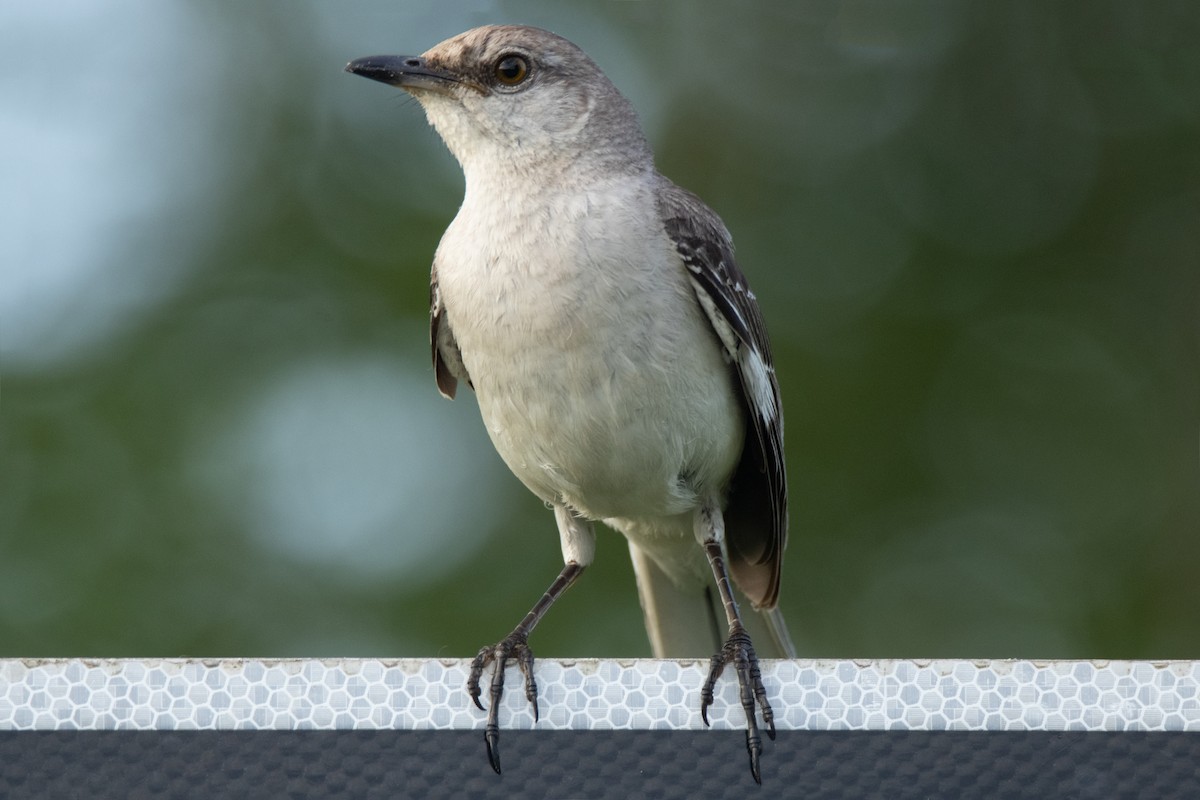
[658,181,787,609]
[430,264,470,399]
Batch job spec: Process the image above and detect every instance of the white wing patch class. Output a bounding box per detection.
[740,346,778,425]
[691,272,782,429]
[689,276,778,426]
[689,277,740,363]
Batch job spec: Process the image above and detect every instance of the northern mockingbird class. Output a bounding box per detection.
[347,25,793,783]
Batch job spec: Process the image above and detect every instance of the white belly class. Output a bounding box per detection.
[435,180,743,521]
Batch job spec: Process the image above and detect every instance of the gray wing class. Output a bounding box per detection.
[657,181,787,609]
[430,264,470,400]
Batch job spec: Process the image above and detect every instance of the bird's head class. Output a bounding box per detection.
[347,25,651,178]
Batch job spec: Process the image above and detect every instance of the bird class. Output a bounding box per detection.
[346,24,793,783]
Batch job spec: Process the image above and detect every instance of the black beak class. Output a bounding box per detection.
[345,55,460,94]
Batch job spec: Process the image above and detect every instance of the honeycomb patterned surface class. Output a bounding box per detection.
[1,659,1196,732]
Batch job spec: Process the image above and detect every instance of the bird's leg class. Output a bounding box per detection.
[467,559,584,774]
[696,503,775,784]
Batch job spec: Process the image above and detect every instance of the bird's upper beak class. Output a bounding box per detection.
[344,55,462,95]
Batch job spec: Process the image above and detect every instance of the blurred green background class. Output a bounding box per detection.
[3,1,1198,660]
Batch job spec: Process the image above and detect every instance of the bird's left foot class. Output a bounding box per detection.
[467,630,539,774]
[700,623,775,784]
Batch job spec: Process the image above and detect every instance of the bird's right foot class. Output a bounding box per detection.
[699,623,775,783]
[467,630,539,774]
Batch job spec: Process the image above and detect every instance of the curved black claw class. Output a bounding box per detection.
[699,624,774,784]
[466,630,540,774]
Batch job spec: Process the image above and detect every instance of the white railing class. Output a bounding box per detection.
[3,659,1196,732]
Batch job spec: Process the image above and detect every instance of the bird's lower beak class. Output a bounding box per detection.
[344,55,460,95]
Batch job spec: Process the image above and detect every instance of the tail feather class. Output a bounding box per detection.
[760,606,797,659]
[628,541,720,657]
[628,541,796,658]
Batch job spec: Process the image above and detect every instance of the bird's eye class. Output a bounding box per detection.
[494,55,529,86]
